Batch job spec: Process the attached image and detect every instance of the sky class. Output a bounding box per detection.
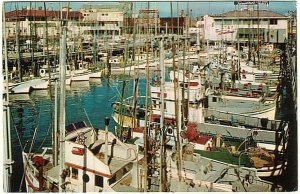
[3,1,297,18]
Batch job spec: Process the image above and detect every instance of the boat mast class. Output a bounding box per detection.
[186,4,190,121]
[132,4,138,129]
[58,17,67,193]
[3,5,13,192]
[236,2,241,81]
[15,3,22,82]
[43,2,55,166]
[172,2,182,182]
[29,2,36,77]
[143,2,150,191]
[54,80,58,166]
[105,117,109,164]
[257,3,260,69]
[159,38,166,191]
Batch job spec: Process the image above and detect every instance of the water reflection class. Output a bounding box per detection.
[10,94,30,101]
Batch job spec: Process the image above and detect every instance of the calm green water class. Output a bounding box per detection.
[9,77,146,192]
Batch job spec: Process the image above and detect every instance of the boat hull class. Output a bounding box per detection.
[71,74,90,82]
[89,71,102,78]
[112,112,143,128]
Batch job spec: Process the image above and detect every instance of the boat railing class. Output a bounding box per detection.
[203,108,288,131]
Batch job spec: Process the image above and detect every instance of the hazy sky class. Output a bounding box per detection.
[4,1,297,17]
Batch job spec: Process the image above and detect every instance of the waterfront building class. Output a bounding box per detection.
[79,3,130,37]
[200,8,289,45]
[4,6,82,41]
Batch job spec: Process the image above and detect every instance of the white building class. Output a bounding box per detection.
[79,4,126,36]
[202,9,289,44]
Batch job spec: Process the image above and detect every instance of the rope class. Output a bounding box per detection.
[83,108,96,136]
[34,123,52,153]
[18,104,41,191]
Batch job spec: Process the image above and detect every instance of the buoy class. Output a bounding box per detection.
[196,92,202,101]
[167,127,173,135]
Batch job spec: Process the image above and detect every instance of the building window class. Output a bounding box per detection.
[71,168,78,179]
[95,175,103,187]
[270,19,277,25]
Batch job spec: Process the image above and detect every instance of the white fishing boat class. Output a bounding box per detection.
[9,79,49,94]
[22,120,142,192]
[207,93,276,120]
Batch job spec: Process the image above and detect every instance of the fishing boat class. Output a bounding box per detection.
[132,137,283,192]
[207,92,276,120]
[130,112,288,179]
[22,120,142,192]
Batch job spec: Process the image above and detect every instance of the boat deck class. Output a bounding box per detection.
[112,174,137,192]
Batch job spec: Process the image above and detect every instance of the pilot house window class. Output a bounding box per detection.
[71,168,78,179]
[212,97,217,102]
[95,175,104,187]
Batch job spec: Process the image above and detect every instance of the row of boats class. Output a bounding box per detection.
[18,30,289,191]
[4,64,103,94]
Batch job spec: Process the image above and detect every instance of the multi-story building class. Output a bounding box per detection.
[79,4,126,37]
[159,17,186,35]
[201,8,289,45]
[4,6,82,41]
[137,9,160,35]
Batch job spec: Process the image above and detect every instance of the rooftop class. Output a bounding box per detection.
[212,9,288,19]
[5,9,82,19]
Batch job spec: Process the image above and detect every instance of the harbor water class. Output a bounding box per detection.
[9,77,146,192]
